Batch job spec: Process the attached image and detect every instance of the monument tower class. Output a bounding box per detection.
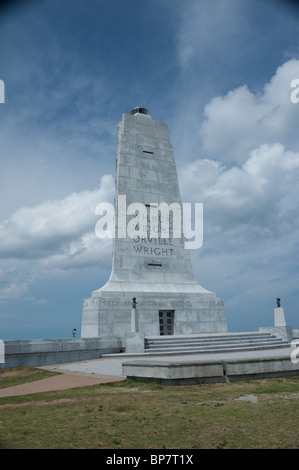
[81,108,227,338]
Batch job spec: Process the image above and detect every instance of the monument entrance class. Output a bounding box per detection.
[81,107,227,338]
[159,310,175,335]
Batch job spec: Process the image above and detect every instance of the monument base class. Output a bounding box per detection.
[81,283,227,338]
[125,332,145,353]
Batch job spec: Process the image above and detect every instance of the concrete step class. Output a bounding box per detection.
[144,342,288,354]
[146,339,286,351]
[144,332,288,354]
[145,335,280,346]
[145,332,272,343]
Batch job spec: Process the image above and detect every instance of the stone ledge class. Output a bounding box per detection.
[122,354,299,385]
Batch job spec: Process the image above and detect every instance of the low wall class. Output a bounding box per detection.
[122,354,299,385]
[123,359,225,385]
[225,356,299,381]
[0,337,124,370]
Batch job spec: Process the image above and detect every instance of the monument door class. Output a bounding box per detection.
[159,310,174,335]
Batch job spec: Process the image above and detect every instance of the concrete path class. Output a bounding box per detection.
[0,369,125,398]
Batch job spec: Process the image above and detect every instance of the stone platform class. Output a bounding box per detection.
[43,345,299,386]
[120,330,299,384]
[122,349,299,385]
[120,331,298,384]
[38,331,299,386]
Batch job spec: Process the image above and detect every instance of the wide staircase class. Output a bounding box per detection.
[144,331,289,355]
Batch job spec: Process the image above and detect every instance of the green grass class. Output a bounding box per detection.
[0,368,298,449]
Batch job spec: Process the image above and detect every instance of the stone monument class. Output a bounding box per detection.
[81,107,227,338]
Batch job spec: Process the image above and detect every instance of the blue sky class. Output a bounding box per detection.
[0,0,299,339]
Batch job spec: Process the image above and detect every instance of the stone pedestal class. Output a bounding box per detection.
[259,303,293,342]
[274,307,287,327]
[131,308,138,333]
[125,332,145,354]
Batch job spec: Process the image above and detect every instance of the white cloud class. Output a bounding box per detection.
[181,60,299,246]
[39,232,112,273]
[0,174,114,259]
[0,282,30,302]
[199,59,299,164]
[179,142,299,240]
[0,174,114,302]
[178,56,299,326]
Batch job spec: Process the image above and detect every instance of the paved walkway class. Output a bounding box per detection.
[0,368,125,398]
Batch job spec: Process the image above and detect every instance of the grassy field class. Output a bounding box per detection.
[0,367,298,449]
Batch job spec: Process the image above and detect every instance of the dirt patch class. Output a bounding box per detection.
[235,394,259,403]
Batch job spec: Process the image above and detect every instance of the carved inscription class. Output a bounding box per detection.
[132,236,174,256]
[132,212,175,257]
[84,297,195,309]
